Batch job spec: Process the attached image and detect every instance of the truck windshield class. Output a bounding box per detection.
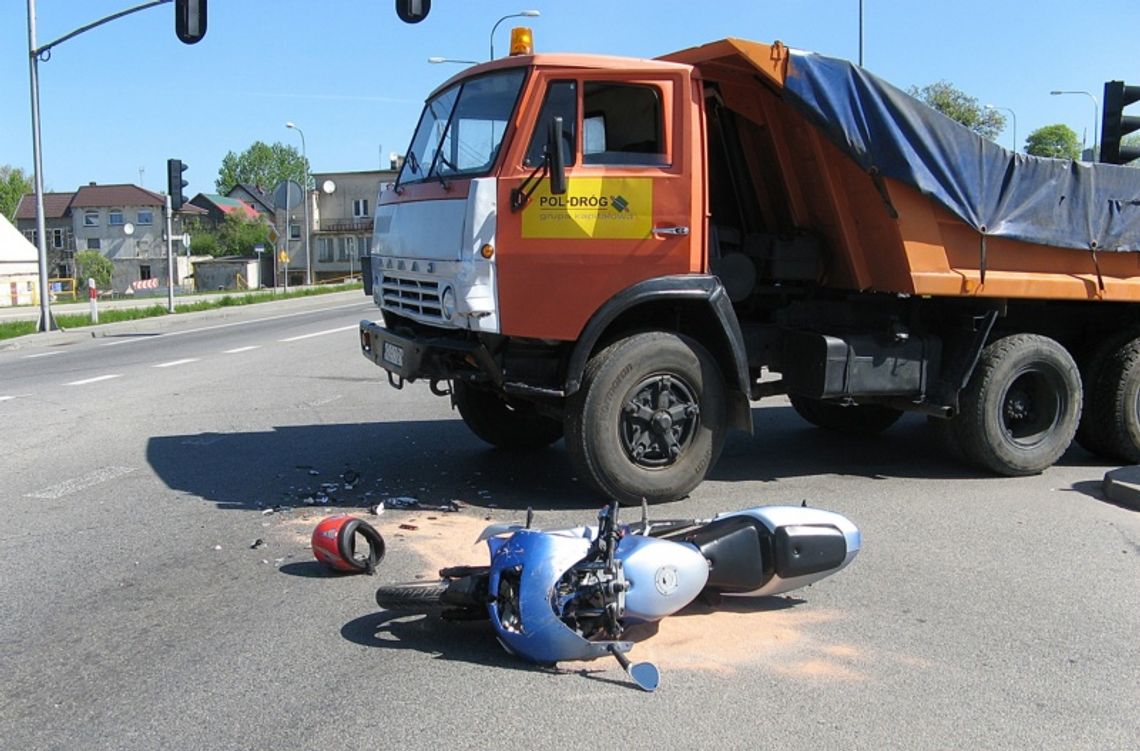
[397,69,526,187]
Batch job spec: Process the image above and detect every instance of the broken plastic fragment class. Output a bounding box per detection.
[251,539,267,550]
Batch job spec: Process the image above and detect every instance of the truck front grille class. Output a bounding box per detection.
[380,274,443,321]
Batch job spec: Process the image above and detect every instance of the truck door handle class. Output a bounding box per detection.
[651,225,690,237]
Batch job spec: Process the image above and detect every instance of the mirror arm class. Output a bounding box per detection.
[510,159,549,212]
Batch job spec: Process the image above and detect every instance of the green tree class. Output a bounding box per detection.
[0,165,33,221]
[217,212,273,257]
[215,141,309,195]
[1122,133,1140,165]
[907,81,1006,141]
[1025,124,1081,160]
[75,250,113,291]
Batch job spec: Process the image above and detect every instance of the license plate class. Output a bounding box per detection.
[382,341,404,368]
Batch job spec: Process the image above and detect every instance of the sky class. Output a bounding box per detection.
[1,0,1137,197]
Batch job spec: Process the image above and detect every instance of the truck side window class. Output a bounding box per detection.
[524,81,578,167]
[582,82,667,166]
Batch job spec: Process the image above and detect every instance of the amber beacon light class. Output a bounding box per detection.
[510,27,534,56]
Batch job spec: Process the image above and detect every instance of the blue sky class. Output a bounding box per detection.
[1,0,1137,196]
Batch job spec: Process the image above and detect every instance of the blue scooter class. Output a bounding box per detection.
[376,501,860,691]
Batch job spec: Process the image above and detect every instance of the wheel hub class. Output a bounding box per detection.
[620,375,700,468]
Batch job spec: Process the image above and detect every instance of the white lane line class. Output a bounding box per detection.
[66,374,122,386]
[0,396,15,402]
[278,324,358,342]
[25,466,137,499]
[22,351,63,359]
[97,301,371,347]
[153,358,200,368]
[224,345,260,354]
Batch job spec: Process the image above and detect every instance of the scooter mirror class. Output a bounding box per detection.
[629,662,660,692]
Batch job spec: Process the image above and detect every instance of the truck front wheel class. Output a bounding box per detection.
[955,334,1081,475]
[452,381,563,449]
[565,332,727,505]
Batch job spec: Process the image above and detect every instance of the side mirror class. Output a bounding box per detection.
[548,116,567,195]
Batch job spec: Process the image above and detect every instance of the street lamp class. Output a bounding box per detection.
[285,121,312,285]
[490,10,539,60]
[428,56,479,65]
[1050,90,1100,159]
[985,104,1017,152]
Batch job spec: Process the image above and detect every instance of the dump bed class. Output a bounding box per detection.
[662,39,1140,302]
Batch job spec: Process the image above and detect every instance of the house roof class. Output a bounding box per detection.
[70,183,165,209]
[192,194,260,219]
[15,192,76,220]
[230,184,275,213]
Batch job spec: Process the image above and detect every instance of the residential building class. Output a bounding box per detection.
[14,191,76,279]
[17,183,201,294]
[311,169,396,281]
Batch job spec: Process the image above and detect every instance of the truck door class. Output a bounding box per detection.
[496,70,698,341]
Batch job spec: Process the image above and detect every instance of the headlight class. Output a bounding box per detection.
[441,285,457,320]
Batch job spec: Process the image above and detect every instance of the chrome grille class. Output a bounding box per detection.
[380,274,443,321]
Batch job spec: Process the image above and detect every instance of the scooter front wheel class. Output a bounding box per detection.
[375,581,449,611]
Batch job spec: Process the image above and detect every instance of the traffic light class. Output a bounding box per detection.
[1100,80,1140,165]
[167,159,189,210]
[175,0,207,45]
[395,0,431,23]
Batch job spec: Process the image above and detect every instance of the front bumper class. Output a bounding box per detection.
[359,319,493,383]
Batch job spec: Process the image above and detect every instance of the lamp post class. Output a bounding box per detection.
[428,56,479,65]
[1050,90,1100,159]
[285,121,312,285]
[490,10,539,60]
[985,104,1017,152]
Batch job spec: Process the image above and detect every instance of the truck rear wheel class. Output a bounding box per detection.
[789,395,903,434]
[955,334,1081,475]
[565,332,727,505]
[452,381,563,449]
[1078,336,1140,463]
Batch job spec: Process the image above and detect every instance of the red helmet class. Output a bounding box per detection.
[311,515,386,573]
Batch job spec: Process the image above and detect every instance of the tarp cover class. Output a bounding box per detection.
[782,51,1140,252]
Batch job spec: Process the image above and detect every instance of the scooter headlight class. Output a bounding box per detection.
[441,285,457,320]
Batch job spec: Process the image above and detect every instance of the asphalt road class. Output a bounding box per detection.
[1,291,1137,750]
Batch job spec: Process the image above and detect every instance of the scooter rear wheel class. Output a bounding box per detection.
[375,581,449,611]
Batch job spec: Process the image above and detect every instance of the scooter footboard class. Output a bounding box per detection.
[686,506,859,597]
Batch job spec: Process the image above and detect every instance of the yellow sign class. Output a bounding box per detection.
[278,249,290,263]
[522,177,652,240]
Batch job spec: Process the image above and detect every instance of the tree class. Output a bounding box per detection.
[907,81,1006,141]
[186,213,272,257]
[75,250,112,291]
[1,165,33,221]
[215,141,309,195]
[216,212,273,257]
[1025,124,1081,160]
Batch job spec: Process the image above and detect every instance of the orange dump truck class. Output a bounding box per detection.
[359,36,1140,504]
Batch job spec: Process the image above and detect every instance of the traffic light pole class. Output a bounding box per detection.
[25,0,196,332]
[166,193,175,313]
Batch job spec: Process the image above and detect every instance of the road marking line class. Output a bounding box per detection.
[153,358,200,368]
[279,324,358,342]
[224,346,260,354]
[97,301,371,347]
[25,466,137,500]
[22,351,62,359]
[0,396,15,402]
[66,374,122,385]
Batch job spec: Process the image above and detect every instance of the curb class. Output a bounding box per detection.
[1102,466,1140,511]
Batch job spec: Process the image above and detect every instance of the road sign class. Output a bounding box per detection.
[278,249,289,263]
